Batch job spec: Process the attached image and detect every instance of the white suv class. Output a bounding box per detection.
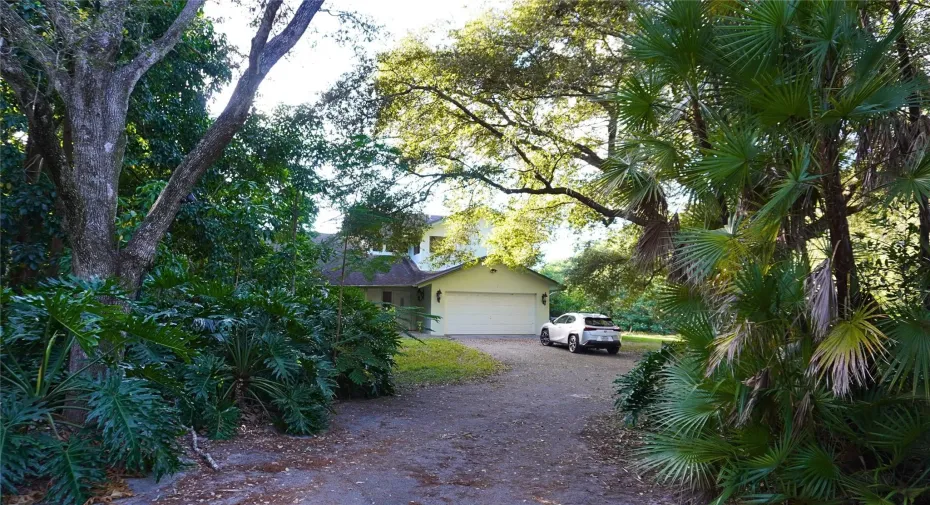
[539,313,622,354]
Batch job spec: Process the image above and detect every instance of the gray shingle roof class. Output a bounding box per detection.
[320,256,426,287]
[320,254,560,288]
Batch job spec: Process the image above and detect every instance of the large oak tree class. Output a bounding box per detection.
[375,0,930,310]
[0,0,324,291]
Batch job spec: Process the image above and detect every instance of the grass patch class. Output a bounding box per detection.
[622,332,680,353]
[394,337,504,387]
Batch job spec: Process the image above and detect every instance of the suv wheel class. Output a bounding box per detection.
[540,329,552,346]
[607,347,620,355]
[568,335,581,353]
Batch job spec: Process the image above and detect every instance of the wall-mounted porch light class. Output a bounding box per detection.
[541,293,548,305]
[436,289,443,303]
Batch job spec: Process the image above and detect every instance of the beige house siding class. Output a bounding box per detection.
[419,262,555,336]
[364,287,421,331]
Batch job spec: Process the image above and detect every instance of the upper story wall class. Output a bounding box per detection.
[408,218,491,270]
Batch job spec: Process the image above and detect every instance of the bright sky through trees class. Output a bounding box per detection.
[204,0,595,261]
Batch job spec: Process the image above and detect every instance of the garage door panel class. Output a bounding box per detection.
[445,292,536,334]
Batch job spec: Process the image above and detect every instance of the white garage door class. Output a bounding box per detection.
[444,292,536,334]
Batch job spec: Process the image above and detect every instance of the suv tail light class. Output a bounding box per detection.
[584,326,596,331]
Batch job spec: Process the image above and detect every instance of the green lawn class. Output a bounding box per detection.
[394,337,504,387]
[621,332,680,352]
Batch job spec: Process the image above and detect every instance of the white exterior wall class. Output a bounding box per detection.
[409,219,492,270]
[421,262,555,336]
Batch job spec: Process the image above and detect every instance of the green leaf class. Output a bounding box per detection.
[882,310,930,399]
[270,383,328,435]
[42,436,105,505]
[85,373,183,477]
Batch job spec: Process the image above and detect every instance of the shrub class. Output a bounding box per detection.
[625,262,930,504]
[0,271,408,503]
[0,278,192,504]
[614,343,677,425]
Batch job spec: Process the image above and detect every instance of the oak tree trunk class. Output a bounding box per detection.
[1,0,326,422]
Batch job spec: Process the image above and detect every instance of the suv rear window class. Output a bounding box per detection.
[585,317,615,327]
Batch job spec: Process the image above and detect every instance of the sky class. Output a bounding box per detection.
[205,0,596,262]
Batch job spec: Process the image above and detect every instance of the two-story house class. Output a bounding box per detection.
[319,215,559,335]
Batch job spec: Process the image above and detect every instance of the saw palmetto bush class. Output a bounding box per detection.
[610,1,930,503]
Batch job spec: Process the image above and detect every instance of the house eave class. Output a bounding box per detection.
[415,257,562,289]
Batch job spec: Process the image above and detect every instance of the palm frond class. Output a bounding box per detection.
[674,218,748,283]
[718,0,797,76]
[884,149,930,206]
[810,305,888,396]
[882,310,930,399]
[594,156,666,216]
[751,145,819,235]
[805,258,837,340]
[866,404,930,467]
[687,126,763,194]
[638,432,734,490]
[786,444,841,500]
[614,71,668,131]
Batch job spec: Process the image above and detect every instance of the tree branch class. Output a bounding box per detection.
[0,48,75,209]
[249,0,282,70]
[412,158,649,227]
[89,0,130,61]
[121,0,325,278]
[39,0,76,45]
[258,0,323,75]
[0,2,71,96]
[121,0,207,87]
[410,84,606,169]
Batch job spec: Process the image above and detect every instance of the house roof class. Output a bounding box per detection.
[415,257,562,287]
[320,254,561,289]
[321,256,425,287]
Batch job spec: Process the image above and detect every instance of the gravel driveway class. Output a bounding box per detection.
[122,336,675,505]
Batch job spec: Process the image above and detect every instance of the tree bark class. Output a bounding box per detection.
[1,0,325,410]
[920,197,930,310]
[819,127,858,315]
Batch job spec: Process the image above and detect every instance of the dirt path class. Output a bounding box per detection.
[121,336,675,505]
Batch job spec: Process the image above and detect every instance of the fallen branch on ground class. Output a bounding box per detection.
[187,426,219,471]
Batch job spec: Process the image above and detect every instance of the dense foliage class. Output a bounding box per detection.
[604,1,930,503]
[613,343,677,425]
[0,5,420,504]
[0,269,405,503]
[542,227,671,333]
[374,0,930,501]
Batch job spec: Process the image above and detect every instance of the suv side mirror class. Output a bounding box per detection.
[549,317,556,323]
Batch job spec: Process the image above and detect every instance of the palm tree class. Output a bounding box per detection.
[608,1,930,502]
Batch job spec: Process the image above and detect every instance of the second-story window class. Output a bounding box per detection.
[414,243,421,255]
[429,236,445,253]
